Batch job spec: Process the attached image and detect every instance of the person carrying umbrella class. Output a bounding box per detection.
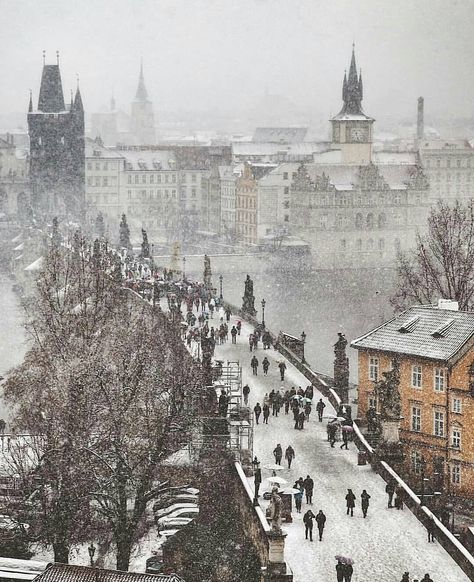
[343,560,354,582]
[303,509,316,541]
[273,444,283,465]
[285,445,295,469]
[336,559,345,582]
[361,490,371,518]
[345,489,356,517]
[316,398,326,422]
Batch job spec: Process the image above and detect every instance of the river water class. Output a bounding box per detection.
[164,253,397,381]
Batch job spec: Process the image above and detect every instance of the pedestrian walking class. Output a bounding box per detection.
[421,575,433,582]
[231,326,237,344]
[254,402,262,424]
[328,422,337,447]
[263,403,270,424]
[340,428,349,449]
[278,361,287,381]
[236,320,242,335]
[401,573,410,582]
[304,401,312,421]
[243,384,250,405]
[294,488,303,513]
[343,562,353,582]
[249,334,254,352]
[225,306,232,322]
[345,489,356,517]
[298,410,306,430]
[316,398,326,422]
[361,490,371,518]
[285,445,295,469]
[218,389,229,417]
[315,510,326,541]
[262,356,270,375]
[427,516,435,543]
[303,509,315,541]
[284,390,290,414]
[303,475,314,504]
[336,560,345,582]
[386,479,396,508]
[394,485,404,510]
[251,355,259,375]
[273,444,283,465]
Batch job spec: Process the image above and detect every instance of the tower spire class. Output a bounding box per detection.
[337,44,364,116]
[28,90,33,113]
[135,60,148,101]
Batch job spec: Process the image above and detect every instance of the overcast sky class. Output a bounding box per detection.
[2,0,474,123]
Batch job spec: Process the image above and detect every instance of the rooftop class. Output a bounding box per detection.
[34,564,184,582]
[351,305,474,363]
[252,127,308,143]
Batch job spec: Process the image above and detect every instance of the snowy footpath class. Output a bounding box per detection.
[211,314,469,582]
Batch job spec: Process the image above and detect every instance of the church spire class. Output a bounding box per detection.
[337,44,364,116]
[28,90,33,113]
[135,60,148,101]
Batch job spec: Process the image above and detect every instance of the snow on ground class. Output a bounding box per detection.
[212,313,469,582]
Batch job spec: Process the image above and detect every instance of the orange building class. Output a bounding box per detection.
[235,163,258,246]
[351,302,474,500]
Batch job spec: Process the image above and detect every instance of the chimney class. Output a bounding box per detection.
[437,299,459,311]
[417,97,424,143]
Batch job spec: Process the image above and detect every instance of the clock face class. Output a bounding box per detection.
[351,127,368,142]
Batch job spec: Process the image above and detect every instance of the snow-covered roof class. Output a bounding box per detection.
[373,151,417,165]
[24,257,44,272]
[85,138,124,159]
[252,126,308,143]
[121,149,176,171]
[330,112,374,122]
[34,564,184,582]
[351,305,474,364]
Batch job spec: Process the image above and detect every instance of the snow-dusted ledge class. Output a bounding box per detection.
[234,461,271,534]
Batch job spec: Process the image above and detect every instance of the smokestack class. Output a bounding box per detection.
[417,97,424,142]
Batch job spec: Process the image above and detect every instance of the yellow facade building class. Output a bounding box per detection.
[352,302,474,499]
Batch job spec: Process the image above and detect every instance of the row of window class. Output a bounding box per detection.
[303,192,425,207]
[340,238,394,251]
[314,213,406,230]
[369,358,446,392]
[127,173,178,185]
[430,172,471,182]
[236,197,256,209]
[127,189,178,200]
[410,451,461,484]
[409,406,460,443]
[236,211,256,224]
[87,162,118,171]
[87,176,117,187]
[424,157,472,168]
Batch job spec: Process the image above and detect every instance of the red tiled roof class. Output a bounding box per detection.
[33,565,184,582]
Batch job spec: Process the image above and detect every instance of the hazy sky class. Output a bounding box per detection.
[2,0,474,123]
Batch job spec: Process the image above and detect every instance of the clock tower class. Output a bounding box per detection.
[330,45,374,165]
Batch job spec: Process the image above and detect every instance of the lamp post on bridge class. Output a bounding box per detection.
[261,298,266,328]
[88,543,96,567]
[219,274,223,301]
[301,331,307,365]
[182,256,186,280]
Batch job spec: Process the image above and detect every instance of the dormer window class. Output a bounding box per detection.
[397,316,420,333]
[431,319,455,338]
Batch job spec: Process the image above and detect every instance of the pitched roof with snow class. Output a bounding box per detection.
[33,564,184,582]
[252,127,308,143]
[351,305,474,363]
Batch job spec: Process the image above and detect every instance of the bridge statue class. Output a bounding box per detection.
[269,487,283,534]
[375,359,402,422]
[333,332,349,404]
[203,254,212,290]
[242,274,257,316]
[141,228,150,258]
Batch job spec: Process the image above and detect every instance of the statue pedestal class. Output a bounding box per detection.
[381,418,400,443]
[377,418,404,465]
[242,296,257,317]
[266,530,293,581]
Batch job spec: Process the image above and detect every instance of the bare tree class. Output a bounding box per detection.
[391,200,474,311]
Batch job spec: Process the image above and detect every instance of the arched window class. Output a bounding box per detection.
[367,238,374,250]
[337,214,344,229]
[378,213,386,228]
[366,213,374,229]
[378,238,385,250]
[355,213,363,229]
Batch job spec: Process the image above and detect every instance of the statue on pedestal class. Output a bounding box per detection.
[374,359,404,463]
[269,487,283,534]
[203,254,212,289]
[141,228,150,258]
[242,274,257,316]
[334,332,349,403]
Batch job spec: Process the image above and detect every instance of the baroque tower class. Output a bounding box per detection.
[130,61,155,144]
[330,45,374,164]
[28,53,85,220]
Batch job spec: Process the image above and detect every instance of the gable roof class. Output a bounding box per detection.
[33,564,184,582]
[351,305,474,364]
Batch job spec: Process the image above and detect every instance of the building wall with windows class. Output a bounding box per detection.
[235,163,258,246]
[352,305,474,499]
[419,140,474,203]
[219,166,237,241]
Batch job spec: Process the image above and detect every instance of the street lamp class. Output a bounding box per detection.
[219,274,223,301]
[420,455,427,506]
[88,543,96,567]
[301,331,307,365]
[182,256,186,280]
[261,299,266,328]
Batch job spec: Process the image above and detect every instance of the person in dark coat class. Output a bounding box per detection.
[343,562,353,582]
[303,475,314,504]
[262,356,270,375]
[345,489,356,517]
[273,444,283,465]
[298,410,306,430]
[231,326,238,344]
[400,573,410,582]
[336,560,345,582]
[254,402,262,424]
[251,355,259,375]
[294,489,303,513]
[340,427,349,449]
[278,361,287,381]
[421,575,433,582]
[303,509,315,541]
[218,389,229,417]
[249,334,254,352]
[361,490,371,518]
[304,401,312,421]
[394,485,404,510]
[315,510,326,541]
[385,479,396,508]
[243,384,250,405]
[328,422,337,447]
[262,403,270,424]
[285,445,295,469]
[427,515,435,542]
[316,398,326,422]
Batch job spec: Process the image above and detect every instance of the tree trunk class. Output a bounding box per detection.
[116,536,132,572]
[53,542,70,564]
